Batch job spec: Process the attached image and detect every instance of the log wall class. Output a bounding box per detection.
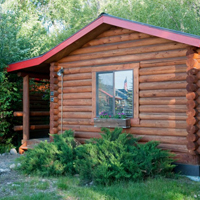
[50,26,200,165]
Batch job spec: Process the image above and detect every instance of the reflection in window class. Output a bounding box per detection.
[97,70,133,117]
[97,73,114,116]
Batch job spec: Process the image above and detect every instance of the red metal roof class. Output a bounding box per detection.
[7,13,200,73]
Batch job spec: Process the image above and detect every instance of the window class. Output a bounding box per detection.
[92,63,139,125]
[96,70,133,118]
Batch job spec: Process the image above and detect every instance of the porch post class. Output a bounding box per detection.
[23,75,30,142]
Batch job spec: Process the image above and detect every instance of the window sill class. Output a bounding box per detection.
[94,118,131,129]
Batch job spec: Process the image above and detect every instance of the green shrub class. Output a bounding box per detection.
[75,128,175,185]
[17,128,175,184]
[17,130,77,176]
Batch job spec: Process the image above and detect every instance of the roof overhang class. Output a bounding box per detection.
[7,13,200,74]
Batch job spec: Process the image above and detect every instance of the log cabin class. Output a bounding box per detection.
[7,13,200,176]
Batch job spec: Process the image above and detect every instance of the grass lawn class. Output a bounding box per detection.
[1,175,200,200]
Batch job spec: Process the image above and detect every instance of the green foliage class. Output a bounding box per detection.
[0,137,14,154]
[0,70,22,152]
[17,130,77,176]
[75,128,175,185]
[17,128,174,184]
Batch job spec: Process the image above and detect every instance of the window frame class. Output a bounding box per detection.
[96,70,134,118]
[92,63,139,125]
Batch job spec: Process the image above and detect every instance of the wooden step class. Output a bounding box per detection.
[19,137,50,154]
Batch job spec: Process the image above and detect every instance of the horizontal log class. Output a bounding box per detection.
[139,105,187,113]
[197,80,200,87]
[139,135,187,145]
[58,86,92,93]
[139,89,186,98]
[197,126,200,135]
[127,127,187,136]
[58,125,101,132]
[139,81,186,90]
[51,122,58,127]
[53,91,59,97]
[53,97,58,103]
[53,116,59,121]
[83,32,152,47]
[50,103,59,109]
[186,108,198,117]
[74,131,101,138]
[63,66,92,74]
[65,43,187,62]
[58,73,91,81]
[58,99,92,106]
[187,125,198,134]
[186,92,197,100]
[140,57,186,68]
[59,49,187,67]
[58,79,92,87]
[197,138,200,145]
[52,128,58,134]
[187,133,198,142]
[187,142,198,151]
[58,106,92,112]
[58,112,92,119]
[53,79,58,84]
[186,83,198,92]
[196,147,200,154]
[139,64,186,75]
[53,109,59,115]
[97,28,135,38]
[14,111,50,117]
[186,116,198,126]
[187,68,199,75]
[135,120,187,129]
[186,75,198,83]
[139,72,186,82]
[91,63,138,72]
[174,152,200,165]
[139,113,187,120]
[50,84,59,91]
[186,100,197,109]
[158,144,188,153]
[58,125,187,137]
[139,97,187,105]
[74,132,187,145]
[58,93,92,99]
[14,125,50,131]
[71,37,172,55]
[58,119,93,125]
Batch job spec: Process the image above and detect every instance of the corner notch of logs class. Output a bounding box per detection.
[186,47,200,155]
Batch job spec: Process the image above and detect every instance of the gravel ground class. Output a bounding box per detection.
[0,153,22,186]
[0,152,61,199]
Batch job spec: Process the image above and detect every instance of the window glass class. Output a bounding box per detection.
[115,70,133,117]
[97,70,133,117]
[97,73,114,116]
